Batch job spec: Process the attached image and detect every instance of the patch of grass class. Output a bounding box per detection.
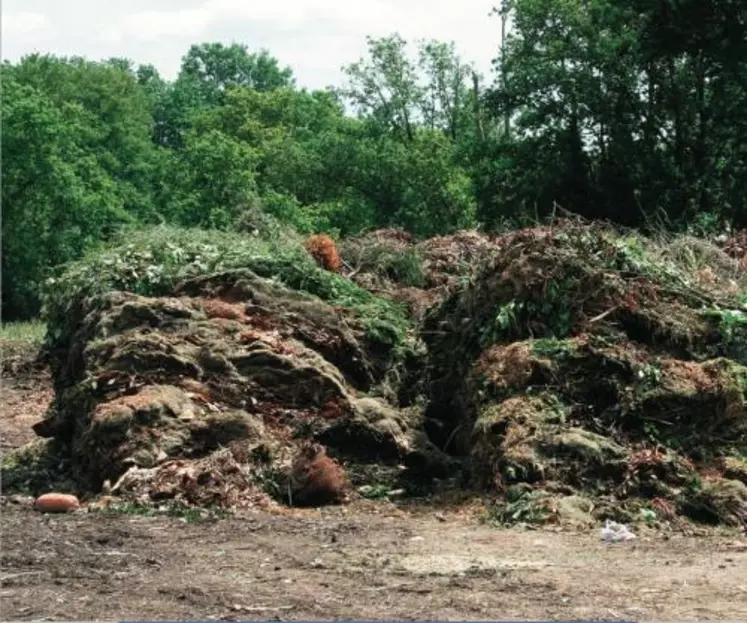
[91,500,229,523]
[357,483,393,499]
[0,320,46,345]
[0,320,47,370]
[483,486,557,526]
[531,338,576,359]
[41,225,415,350]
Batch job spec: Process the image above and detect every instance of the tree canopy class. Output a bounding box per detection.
[3,2,746,319]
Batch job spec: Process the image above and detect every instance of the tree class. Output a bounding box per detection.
[9,54,159,222]
[151,44,295,149]
[418,40,473,141]
[339,34,479,234]
[484,0,747,229]
[1,72,131,319]
[343,34,421,142]
[180,43,294,107]
[160,127,260,229]
[342,34,479,144]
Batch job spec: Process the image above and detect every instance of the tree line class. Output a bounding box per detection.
[3,0,746,320]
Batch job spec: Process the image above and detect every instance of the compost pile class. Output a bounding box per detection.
[5,220,747,527]
[7,268,448,510]
[338,228,500,321]
[422,220,747,526]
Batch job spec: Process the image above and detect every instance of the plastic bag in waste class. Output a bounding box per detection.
[601,519,636,542]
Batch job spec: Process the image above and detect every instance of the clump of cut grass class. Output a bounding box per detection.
[341,241,427,289]
[41,225,415,351]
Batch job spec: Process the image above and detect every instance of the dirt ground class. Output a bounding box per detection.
[2,357,747,621]
[1,363,52,451]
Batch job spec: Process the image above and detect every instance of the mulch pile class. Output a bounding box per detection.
[421,220,747,526]
[5,220,747,528]
[5,269,444,511]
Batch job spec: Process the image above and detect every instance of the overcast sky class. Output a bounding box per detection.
[2,0,502,90]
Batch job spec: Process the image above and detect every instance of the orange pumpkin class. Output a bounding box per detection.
[33,493,80,513]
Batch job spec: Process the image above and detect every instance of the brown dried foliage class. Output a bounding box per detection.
[306,234,342,272]
[650,496,677,522]
[628,447,668,471]
[289,443,348,506]
[474,343,537,392]
[202,299,246,321]
[721,230,747,265]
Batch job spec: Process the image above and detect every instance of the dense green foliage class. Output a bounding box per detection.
[3,2,746,319]
[41,226,413,350]
[486,0,747,230]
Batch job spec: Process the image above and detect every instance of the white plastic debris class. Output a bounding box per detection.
[601,519,636,543]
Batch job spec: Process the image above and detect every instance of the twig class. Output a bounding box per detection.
[363,582,412,592]
[341,258,361,279]
[442,423,464,453]
[588,306,618,323]
[235,605,295,612]
[639,415,674,426]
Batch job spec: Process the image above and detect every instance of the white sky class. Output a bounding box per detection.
[2,0,502,90]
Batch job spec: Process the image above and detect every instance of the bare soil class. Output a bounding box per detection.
[2,360,747,621]
[1,359,52,451]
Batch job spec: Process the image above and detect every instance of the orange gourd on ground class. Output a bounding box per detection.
[33,493,80,513]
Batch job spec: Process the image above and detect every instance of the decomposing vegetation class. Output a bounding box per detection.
[4,220,747,530]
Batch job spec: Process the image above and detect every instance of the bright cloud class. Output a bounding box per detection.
[2,0,502,89]
[3,11,50,35]
[117,8,213,42]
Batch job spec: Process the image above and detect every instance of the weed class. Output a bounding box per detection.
[484,487,557,526]
[479,281,576,349]
[716,309,747,342]
[479,300,521,347]
[91,500,228,523]
[253,465,285,500]
[0,440,74,496]
[0,320,46,345]
[357,483,391,499]
[642,421,662,445]
[636,363,663,389]
[685,474,704,493]
[639,507,657,527]
[530,338,575,359]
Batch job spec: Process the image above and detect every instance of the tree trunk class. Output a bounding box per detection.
[472,72,485,142]
[694,51,709,214]
[500,3,511,139]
